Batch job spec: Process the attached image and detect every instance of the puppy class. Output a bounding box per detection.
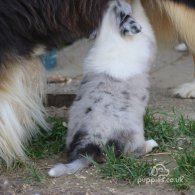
[48,0,158,177]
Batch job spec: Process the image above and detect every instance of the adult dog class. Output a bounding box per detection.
[0,0,194,166]
[0,0,110,166]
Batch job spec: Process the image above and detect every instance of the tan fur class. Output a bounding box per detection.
[140,1,195,48]
[193,55,195,78]
[140,0,177,43]
[158,1,195,54]
[0,58,48,166]
[139,0,195,89]
[140,0,195,53]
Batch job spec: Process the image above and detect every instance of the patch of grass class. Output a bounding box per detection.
[2,111,194,191]
[145,110,195,190]
[170,150,195,190]
[26,162,46,183]
[178,115,195,138]
[93,146,155,185]
[26,117,67,159]
[93,110,195,191]
[145,110,195,151]
[144,110,178,151]
[0,117,67,182]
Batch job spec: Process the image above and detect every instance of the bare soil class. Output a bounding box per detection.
[0,154,190,195]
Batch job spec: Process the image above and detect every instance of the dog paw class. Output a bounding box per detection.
[145,139,158,153]
[114,0,142,35]
[175,42,188,52]
[173,80,195,98]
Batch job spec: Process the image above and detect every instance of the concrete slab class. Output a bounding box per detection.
[46,39,195,119]
[152,46,193,89]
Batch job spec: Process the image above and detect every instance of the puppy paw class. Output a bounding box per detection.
[145,139,158,154]
[119,15,142,35]
[114,0,142,35]
[173,80,195,98]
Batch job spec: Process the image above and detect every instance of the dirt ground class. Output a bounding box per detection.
[0,155,190,195]
[0,105,192,195]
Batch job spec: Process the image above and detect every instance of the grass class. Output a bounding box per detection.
[2,110,195,190]
[23,117,67,183]
[26,162,46,183]
[170,150,195,190]
[145,110,195,153]
[92,146,155,185]
[0,117,67,167]
[0,117,68,183]
[26,117,67,159]
[93,110,195,191]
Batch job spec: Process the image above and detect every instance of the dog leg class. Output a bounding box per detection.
[0,57,48,166]
[173,55,195,98]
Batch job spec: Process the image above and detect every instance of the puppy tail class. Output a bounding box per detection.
[48,158,90,177]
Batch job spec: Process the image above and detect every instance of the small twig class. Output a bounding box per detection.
[145,152,172,157]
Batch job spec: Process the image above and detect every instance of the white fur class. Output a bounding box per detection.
[48,158,90,177]
[173,80,195,98]
[0,58,48,166]
[84,0,156,80]
[145,139,158,153]
[175,43,188,52]
[32,45,46,56]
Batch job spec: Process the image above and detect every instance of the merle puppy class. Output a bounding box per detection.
[49,0,158,177]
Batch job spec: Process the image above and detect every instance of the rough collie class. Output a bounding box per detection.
[0,0,110,166]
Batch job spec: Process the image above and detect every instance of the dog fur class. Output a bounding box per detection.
[0,0,194,166]
[0,0,111,166]
[141,0,195,98]
[48,0,157,177]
